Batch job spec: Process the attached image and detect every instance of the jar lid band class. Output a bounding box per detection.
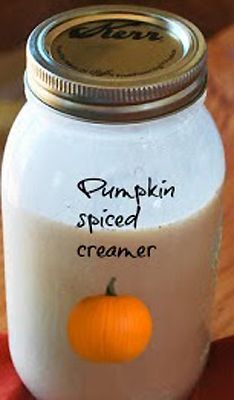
[26,5,207,122]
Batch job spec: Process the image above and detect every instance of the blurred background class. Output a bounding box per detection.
[0,0,233,156]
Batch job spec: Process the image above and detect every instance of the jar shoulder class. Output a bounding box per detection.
[5,100,223,149]
[3,101,225,189]
[2,101,225,226]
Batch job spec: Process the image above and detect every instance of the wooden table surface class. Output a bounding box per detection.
[0,26,234,340]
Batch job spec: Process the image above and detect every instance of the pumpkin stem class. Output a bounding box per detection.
[106,277,117,296]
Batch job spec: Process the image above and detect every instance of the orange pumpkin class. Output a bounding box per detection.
[67,277,153,363]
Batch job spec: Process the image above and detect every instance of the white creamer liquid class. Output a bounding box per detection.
[2,101,225,400]
[4,188,222,400]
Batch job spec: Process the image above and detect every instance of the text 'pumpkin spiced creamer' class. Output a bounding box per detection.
[2,5,225,400]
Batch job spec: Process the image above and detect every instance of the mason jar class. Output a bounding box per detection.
[2,6,225,400]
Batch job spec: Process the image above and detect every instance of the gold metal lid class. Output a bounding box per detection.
[26,5,207,122]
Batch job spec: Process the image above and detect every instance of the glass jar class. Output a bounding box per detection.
[2,6,225,400]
